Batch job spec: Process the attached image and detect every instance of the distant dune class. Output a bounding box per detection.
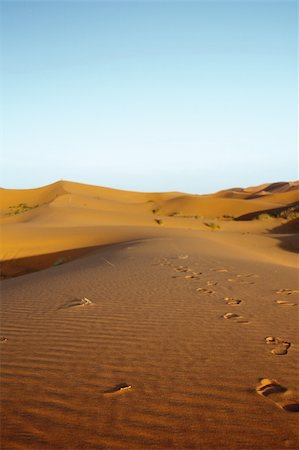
[0,179,298,276]
[1,180,299,449]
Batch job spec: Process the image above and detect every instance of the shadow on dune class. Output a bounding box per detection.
[0,240,143,280]
[267,219,299,254]
[245,181,298,199]
[234,202,298,221]
[0,246,100,280]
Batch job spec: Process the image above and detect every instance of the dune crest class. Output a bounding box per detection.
[0,179,298,276]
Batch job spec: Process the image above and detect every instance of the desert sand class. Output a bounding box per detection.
[0,180,298,449]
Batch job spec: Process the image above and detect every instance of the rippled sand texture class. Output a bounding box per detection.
[1,180,299,449]
[1,235,299,449]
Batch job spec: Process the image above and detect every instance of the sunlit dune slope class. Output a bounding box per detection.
[0,179,298,264]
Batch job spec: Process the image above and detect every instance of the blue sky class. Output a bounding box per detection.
[1,0,297,193]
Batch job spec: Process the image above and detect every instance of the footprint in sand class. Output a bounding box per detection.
[276,289,299,295]
[58,297,93,310]
[173,274,201,280]
[275,290,299,306]
[236,273,259,278]
[225,297,242,306]
[196,287,215,294]
[210,268,228,273]
[103,383,132,396]
[256,378,299,412]
[275,300,298,307]
[222,312,248,323]
[173,265,202,277]
[1,336,7,343]
[184,274,201,279]
[207,281,218,286]
[174,267,191,273]
[265,336,291,355]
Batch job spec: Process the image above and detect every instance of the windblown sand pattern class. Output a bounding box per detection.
[1,181,299,449]
[1,236,298,449]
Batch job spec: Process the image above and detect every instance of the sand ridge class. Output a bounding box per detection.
[0,179,298,273]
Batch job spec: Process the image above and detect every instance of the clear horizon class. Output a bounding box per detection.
[1,178,299,197]
[1,0,298,194]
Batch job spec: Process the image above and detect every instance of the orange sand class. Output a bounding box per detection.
[0,180,298,449]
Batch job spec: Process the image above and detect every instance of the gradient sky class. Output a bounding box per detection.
[1,0,297,193]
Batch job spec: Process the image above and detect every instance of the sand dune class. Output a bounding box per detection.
[0,179,298,267]
[1,180,299,449]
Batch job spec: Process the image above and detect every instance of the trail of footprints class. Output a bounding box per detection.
[3,257,298,406]
[49,260,298,406]
[275,289,299,307]
[157,255,299,413]
[159,257,251,324]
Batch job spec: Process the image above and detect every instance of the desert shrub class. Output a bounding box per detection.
[256,205,299,221]
[155,219,163,225]
[204,222,220,230]
[285,212,299,220]
[257,213,272,220]
[279,207,299,220]
[7,203,38,215]
[222,214,235,220]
